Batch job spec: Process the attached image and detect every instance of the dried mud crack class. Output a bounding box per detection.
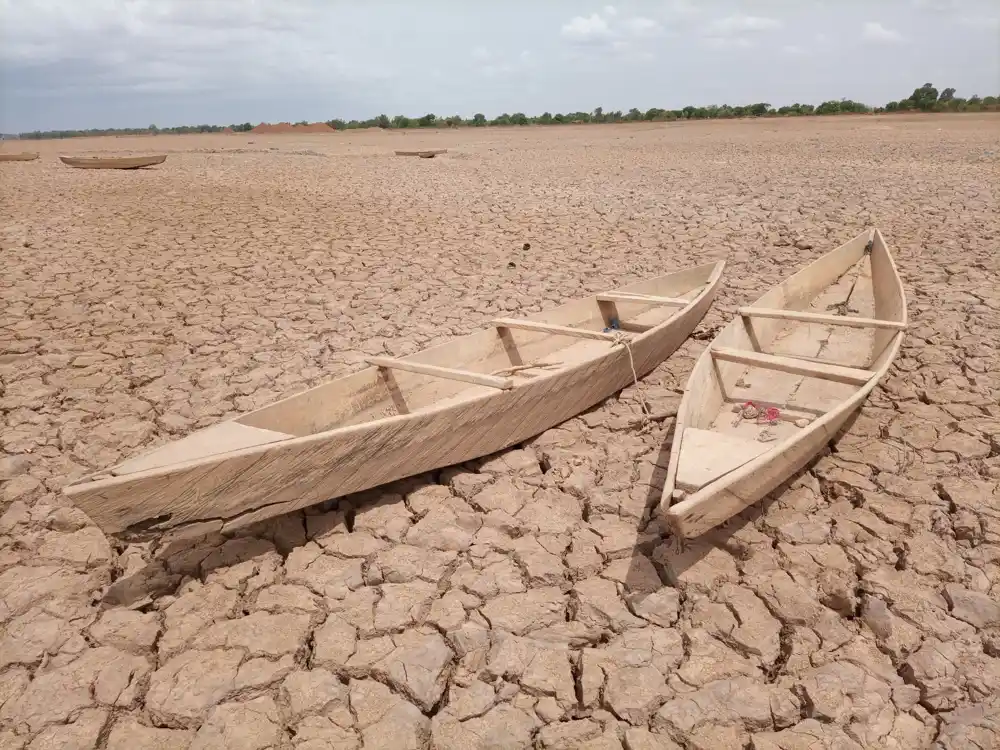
[2,116,999,749]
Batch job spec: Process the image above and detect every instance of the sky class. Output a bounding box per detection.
[1,0,998,132]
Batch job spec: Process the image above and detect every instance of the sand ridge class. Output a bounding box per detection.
[0,114,999,749]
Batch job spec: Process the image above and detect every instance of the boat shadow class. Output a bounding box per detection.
[621,416,842,603]
[102,414,844,610]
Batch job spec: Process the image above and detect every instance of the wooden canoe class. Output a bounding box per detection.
[394,149,447,158]
[661,228,906,538]
[64,261,725,540]
[0,152,39,162]
[59,154,167,170]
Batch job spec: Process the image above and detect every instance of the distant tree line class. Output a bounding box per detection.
[15,84,998,140]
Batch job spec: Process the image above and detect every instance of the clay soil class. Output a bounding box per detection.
[1,114,999,749]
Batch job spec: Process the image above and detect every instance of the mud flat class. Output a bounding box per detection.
[1,113,998,748]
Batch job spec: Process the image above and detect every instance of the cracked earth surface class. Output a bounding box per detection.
[1,115,998,749]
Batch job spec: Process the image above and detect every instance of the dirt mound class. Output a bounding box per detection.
[250,122,335,134]
[295,122,336,133]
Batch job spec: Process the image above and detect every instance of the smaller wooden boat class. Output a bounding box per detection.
[395,149,447,158]
[661,228,906,538]
[0,152,39,162]
[59,154,167,170]
[64,261,725,540]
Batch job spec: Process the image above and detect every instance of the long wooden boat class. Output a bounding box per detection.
[59,154,167,170]
[661,229,906,538]
[0,152,39,162]
[395,149,447,158]
[65,261,725,540]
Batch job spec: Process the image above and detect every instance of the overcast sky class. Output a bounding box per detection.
[1,0,997,132]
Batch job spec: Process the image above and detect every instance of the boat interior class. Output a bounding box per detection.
[108,262,720,477]
[673,231,905,495]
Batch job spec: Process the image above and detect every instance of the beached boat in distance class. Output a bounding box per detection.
[395,149,447,158]
[59,154,167,170]
[0,152,39,162]
[65,261,726,540]
[661,228,906,538]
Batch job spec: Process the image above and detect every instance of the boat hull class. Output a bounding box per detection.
[0,153,39,162]
[662,229,906,538]
[59,155,167,169]
[65,262,724,540]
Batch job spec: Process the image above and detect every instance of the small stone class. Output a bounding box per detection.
[627,588,681,628]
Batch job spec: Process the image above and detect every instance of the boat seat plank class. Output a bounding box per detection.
[492,318,620,342]
[676,428,772,492]
[112,422,294,476]
[367,357,513,390]
[712,347,874,386]
[597,292,691,307]
[739,307,905,331]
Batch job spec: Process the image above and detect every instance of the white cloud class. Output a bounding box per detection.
[0,0,391,94]
[621,17,663,37]
[708,14,782,36]
[704,36,755,51]
[783,44,806,55]
[664,0,700,18]
[472,46,490,62]
[561,14,613,44]
[560,7,664,58]
[956,14,1000,30]
[862,21,903,42]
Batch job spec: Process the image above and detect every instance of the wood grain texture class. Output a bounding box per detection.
[59,155,167,170]
[661,228,906,538]
[710,348,875,385]
[65,261,725,540]
[366,357,514,390]
[737,307,907,331]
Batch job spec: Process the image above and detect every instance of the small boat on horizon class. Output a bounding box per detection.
[59,154,167,170]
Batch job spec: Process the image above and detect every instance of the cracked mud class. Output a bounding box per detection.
[1,116,999,749]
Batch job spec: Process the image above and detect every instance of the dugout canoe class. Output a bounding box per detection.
[394,149,447,158]
[65,260,726,540]
[661,228,906,538]
[0,152,39,162]
[59,154,167,169]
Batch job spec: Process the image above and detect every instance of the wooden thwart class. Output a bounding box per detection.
[492,318,620,342]
[712,347,874,385]
[596,292,691,307]
[367,357,513,390]
[739,307,906,331]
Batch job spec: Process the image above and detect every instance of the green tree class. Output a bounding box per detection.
[938,87,956,102]
[418,113,437,127]
[392,115,411,128]
[375,114,391,128]
[471,113,487,126]
[909,83,939,110]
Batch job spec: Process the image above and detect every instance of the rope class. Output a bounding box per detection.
[609,331,651,421]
